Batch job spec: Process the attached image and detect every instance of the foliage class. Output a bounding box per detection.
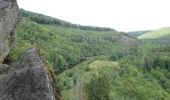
[15,16,135,70]
[12,9,170,100]
[110,52,124,61]
[86,74,111,100]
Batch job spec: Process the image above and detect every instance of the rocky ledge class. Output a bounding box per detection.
[0,0,61,100]
[0,48,61,100]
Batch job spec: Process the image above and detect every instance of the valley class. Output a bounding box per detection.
[10,9,170,100]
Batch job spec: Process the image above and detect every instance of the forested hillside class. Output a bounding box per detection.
[13,9,136,71]
[12,9,170,100]
[58,33,170,99]
[20,9,114,31]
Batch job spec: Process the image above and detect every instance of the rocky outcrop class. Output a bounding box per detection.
[0,0,61,100]
[0,0,19,61]
[0,48,61,100]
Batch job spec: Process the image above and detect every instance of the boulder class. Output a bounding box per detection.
[0,48,61,100]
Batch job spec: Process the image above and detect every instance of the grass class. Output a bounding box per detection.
[138,27,170,39]
[89,60,119,70]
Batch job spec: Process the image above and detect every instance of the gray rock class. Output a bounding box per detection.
[0,0,61,100]
[0,64,9,74]
[0,0,19,61]
[0,48,60,100]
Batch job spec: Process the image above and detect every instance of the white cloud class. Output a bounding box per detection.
[17,0,170,32]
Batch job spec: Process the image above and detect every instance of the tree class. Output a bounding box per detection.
[58,55,66,68]
[153,56,161,68]
[86,75,111,100]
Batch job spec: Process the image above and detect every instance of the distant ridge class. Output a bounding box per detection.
[20,9,115,32]
[127,30,151,37]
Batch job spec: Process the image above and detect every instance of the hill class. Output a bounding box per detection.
[13,9,137,71]
[8,9,170,100]
[138,27,170,40]
[11,9,170,100]
[20,9,114,32]
[139,27,170,39]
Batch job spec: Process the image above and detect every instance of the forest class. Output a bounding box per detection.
[11,9,170,100]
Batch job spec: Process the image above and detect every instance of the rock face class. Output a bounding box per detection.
[0,0,19,61]
[0,0,61,100]
[0,48,60,100]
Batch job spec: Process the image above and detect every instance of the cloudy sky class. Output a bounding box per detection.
[17,0,170,32]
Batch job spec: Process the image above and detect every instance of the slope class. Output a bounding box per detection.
[12,9,170,100]
[139,27,170,39]
[138,27,170,44]
[20,9,114,32]
[13,9,137,71]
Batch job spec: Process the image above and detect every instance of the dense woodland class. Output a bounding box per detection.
[11,9,170,100]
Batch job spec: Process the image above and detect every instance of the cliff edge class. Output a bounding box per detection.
[0,0,61,100]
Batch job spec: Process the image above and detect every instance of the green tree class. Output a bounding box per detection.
[58,55,66,68]
[86,75,111,100]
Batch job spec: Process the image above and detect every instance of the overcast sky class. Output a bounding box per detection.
[17,0,170,32]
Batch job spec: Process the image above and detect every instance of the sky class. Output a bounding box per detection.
[17,0,170,32]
